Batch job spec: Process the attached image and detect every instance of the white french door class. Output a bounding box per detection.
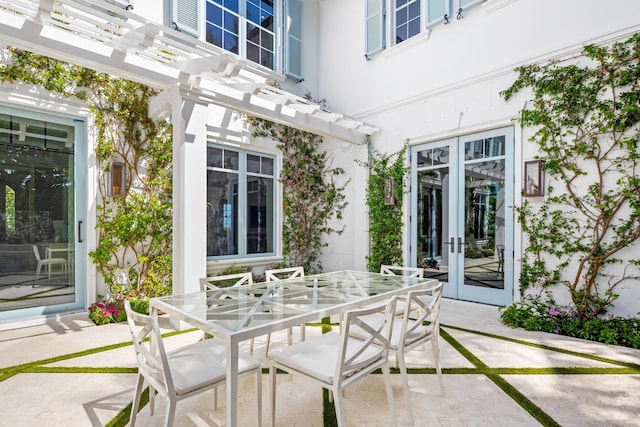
[410,127,514,306]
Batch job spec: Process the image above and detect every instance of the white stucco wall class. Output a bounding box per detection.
[313,0,640,315]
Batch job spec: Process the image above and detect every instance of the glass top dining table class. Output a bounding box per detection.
[150,270,438,427]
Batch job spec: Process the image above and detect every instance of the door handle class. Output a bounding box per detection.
[458,237,465,253]
[444,237,455,253]
[78,220,83,243]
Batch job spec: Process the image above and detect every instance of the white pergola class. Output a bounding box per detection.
[0,0,377,142]
[0,0,378,337]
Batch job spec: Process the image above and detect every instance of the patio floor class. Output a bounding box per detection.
[1,298,639,426]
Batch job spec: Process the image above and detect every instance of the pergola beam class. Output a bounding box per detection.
[0,0,377,142]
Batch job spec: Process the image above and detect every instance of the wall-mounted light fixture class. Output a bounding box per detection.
[109,162,126,197]
[384,177,396,205]
[524,160,544,197]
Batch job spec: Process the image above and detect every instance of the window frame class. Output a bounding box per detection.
[206,143,278,261]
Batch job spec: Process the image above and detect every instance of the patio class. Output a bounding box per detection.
[1,298,638,426]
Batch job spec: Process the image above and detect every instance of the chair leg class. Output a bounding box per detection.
[265,333,272,356]
[214,386,218,411]
[164,397,176,427]
[129,374,145,427]
[432,338,445,396]
[269,365,277,427]
[397,352,413,426]
[256,369,263,427]
[333,386,346,427]
[382,363,398,427]
[35,263,42,280]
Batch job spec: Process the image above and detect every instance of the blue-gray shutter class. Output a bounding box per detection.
[172,0,200,37]
[426,0,449,27]
[285,0,303,80]
[457,0,486,11]
[365,0,385,56]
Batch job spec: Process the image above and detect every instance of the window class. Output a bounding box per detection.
[395,0,421,44]
[173,0,301,76]
[367,0,486,52]
[206,0,275,69]
[207,145,276,258]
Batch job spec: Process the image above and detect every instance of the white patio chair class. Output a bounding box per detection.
[199,272,257,349]
[263,266,305,355]
[380,265,424,278]
[199,271,253,291]
[33,245,67,280]
[350,283,445,426]
[380,264,424,315]
[124,301,263,427]
[269,297,398,427]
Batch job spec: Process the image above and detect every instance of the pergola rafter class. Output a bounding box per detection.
[0,0,376,142]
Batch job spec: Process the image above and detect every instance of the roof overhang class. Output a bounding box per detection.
[0,0,377,143]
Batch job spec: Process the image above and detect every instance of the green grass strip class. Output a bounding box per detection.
[442,324,640,369]
[0,327,197,382]
[106,387,150,427]
[441,329,560,427]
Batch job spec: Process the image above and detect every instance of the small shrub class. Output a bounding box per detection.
[88,297,149,325]
[500,301,640,349]
[88,298,126,325]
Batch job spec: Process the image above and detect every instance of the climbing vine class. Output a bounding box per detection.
[501,34,640,319]
[0,47,173,301]
[247,113,348,273]
[356,139,409,272]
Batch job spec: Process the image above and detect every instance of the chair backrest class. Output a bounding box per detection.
[337,296,396,381]
[32,245,41,262]
[380,265,424,278]
[124,301,174,396]
[398,283,444,352]
[264,266,304,282]
[199,272,253,291]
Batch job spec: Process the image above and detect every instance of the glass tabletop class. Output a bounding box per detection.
[151,270,436,334]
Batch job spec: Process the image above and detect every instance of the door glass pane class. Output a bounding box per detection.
[463,158,505,289]
[0,114,75,312]
[416,165,450,285]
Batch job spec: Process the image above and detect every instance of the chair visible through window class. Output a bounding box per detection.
[124,301,263,427]
[32,245,67,280]
[269,297,398,427]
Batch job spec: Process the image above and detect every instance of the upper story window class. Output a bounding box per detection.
[171,0,302,78]
[366,0,486,56]
[205,0,275,69]
[395,0,420,44]
[207,145,277,259]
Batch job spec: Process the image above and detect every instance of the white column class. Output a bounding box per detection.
[171,98,208,297]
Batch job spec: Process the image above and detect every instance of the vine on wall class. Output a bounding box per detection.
[247,115,348,273]
[0,48,173,301]
[357,139,409,272]
[501,34,640,319]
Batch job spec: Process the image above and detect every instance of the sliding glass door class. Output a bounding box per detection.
[0,106,86,319]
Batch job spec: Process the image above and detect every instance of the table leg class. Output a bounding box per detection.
[226,337,239,427]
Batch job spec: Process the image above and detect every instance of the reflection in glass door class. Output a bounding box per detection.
[411,128,514,305]
[0,108,82,317]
